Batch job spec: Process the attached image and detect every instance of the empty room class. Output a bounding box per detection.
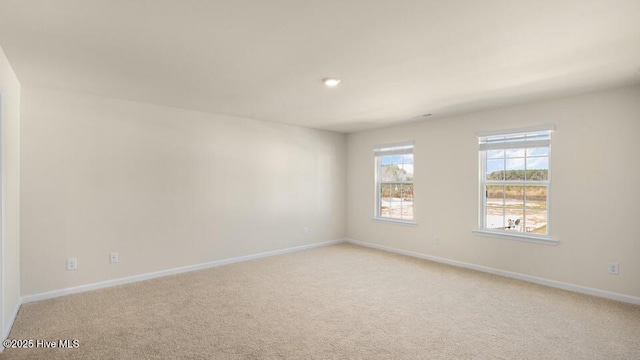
[1,1,639,359]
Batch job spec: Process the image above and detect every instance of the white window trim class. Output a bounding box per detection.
[472,229,558,245]
[371,217,417,226]
[475,125,556,244]
[476,124,555,138]
[374,141,415,224]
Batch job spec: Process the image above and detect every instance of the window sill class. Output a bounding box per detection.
[472,229,558,246]
[371,218,417,227]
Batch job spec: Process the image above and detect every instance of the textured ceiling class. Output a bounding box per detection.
[1,0,639,132]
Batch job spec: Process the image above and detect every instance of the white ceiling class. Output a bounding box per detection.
[1,1,639,132]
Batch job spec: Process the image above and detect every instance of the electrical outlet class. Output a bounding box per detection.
[303,227,310,236]
[110,252,119,264]
[435,236,440,245]
[66,258,78,270]
[608,262,619,275]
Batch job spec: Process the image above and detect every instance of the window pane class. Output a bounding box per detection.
[479,130,551,235]
[486,185,504,206]
[380,184,391,217]
[380,206,390,217]
[388,155,402,164]
[380,155,402,165]
[402,154,414,181]
[525,186,548,234]
[505,209,524,232]
[403,163,414,181]
[403,205,414,219]
[381,164,402,182]
[486,207,505,229]
[486,159,504,180]
[401,183,414,202]
[487,149,504,159]
[398,166,408,181]
[526,147,549,156]
[505,185,524,209]
[400,184,414,220]
[397,164,411,182]
[402,154,414,164]
[376,145,414,222]
[525,185,547,202]
[506,148,525,158]
[506,158,525,180]
[380,183,414,220]
[380,183,403,219]
[525,211,547,235]
[388,199,402,219]
[379,154,414,183]
[402,184,413,220]
[526,157,548,181]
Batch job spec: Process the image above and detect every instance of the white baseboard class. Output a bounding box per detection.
[345,238,640,306]
[22,239,346,304]
[18,237,638,310]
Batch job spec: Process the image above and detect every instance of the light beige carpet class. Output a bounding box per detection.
[4,243,640,359]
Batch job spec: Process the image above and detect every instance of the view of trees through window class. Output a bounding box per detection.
[378,154,414,220]
[484,147,549,234]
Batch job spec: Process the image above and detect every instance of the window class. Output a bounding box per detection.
[478,126,553,237]
[374,142,414,222]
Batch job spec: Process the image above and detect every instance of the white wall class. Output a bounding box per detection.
[21,86,346,296]
[347,85,640,298]
[16,78,640,301]
[0,45,21,339]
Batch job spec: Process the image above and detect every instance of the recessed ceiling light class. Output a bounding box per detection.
[323,78,341,87]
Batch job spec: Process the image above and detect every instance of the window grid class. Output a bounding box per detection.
[374,143,414,222]
[480,130,550,235]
